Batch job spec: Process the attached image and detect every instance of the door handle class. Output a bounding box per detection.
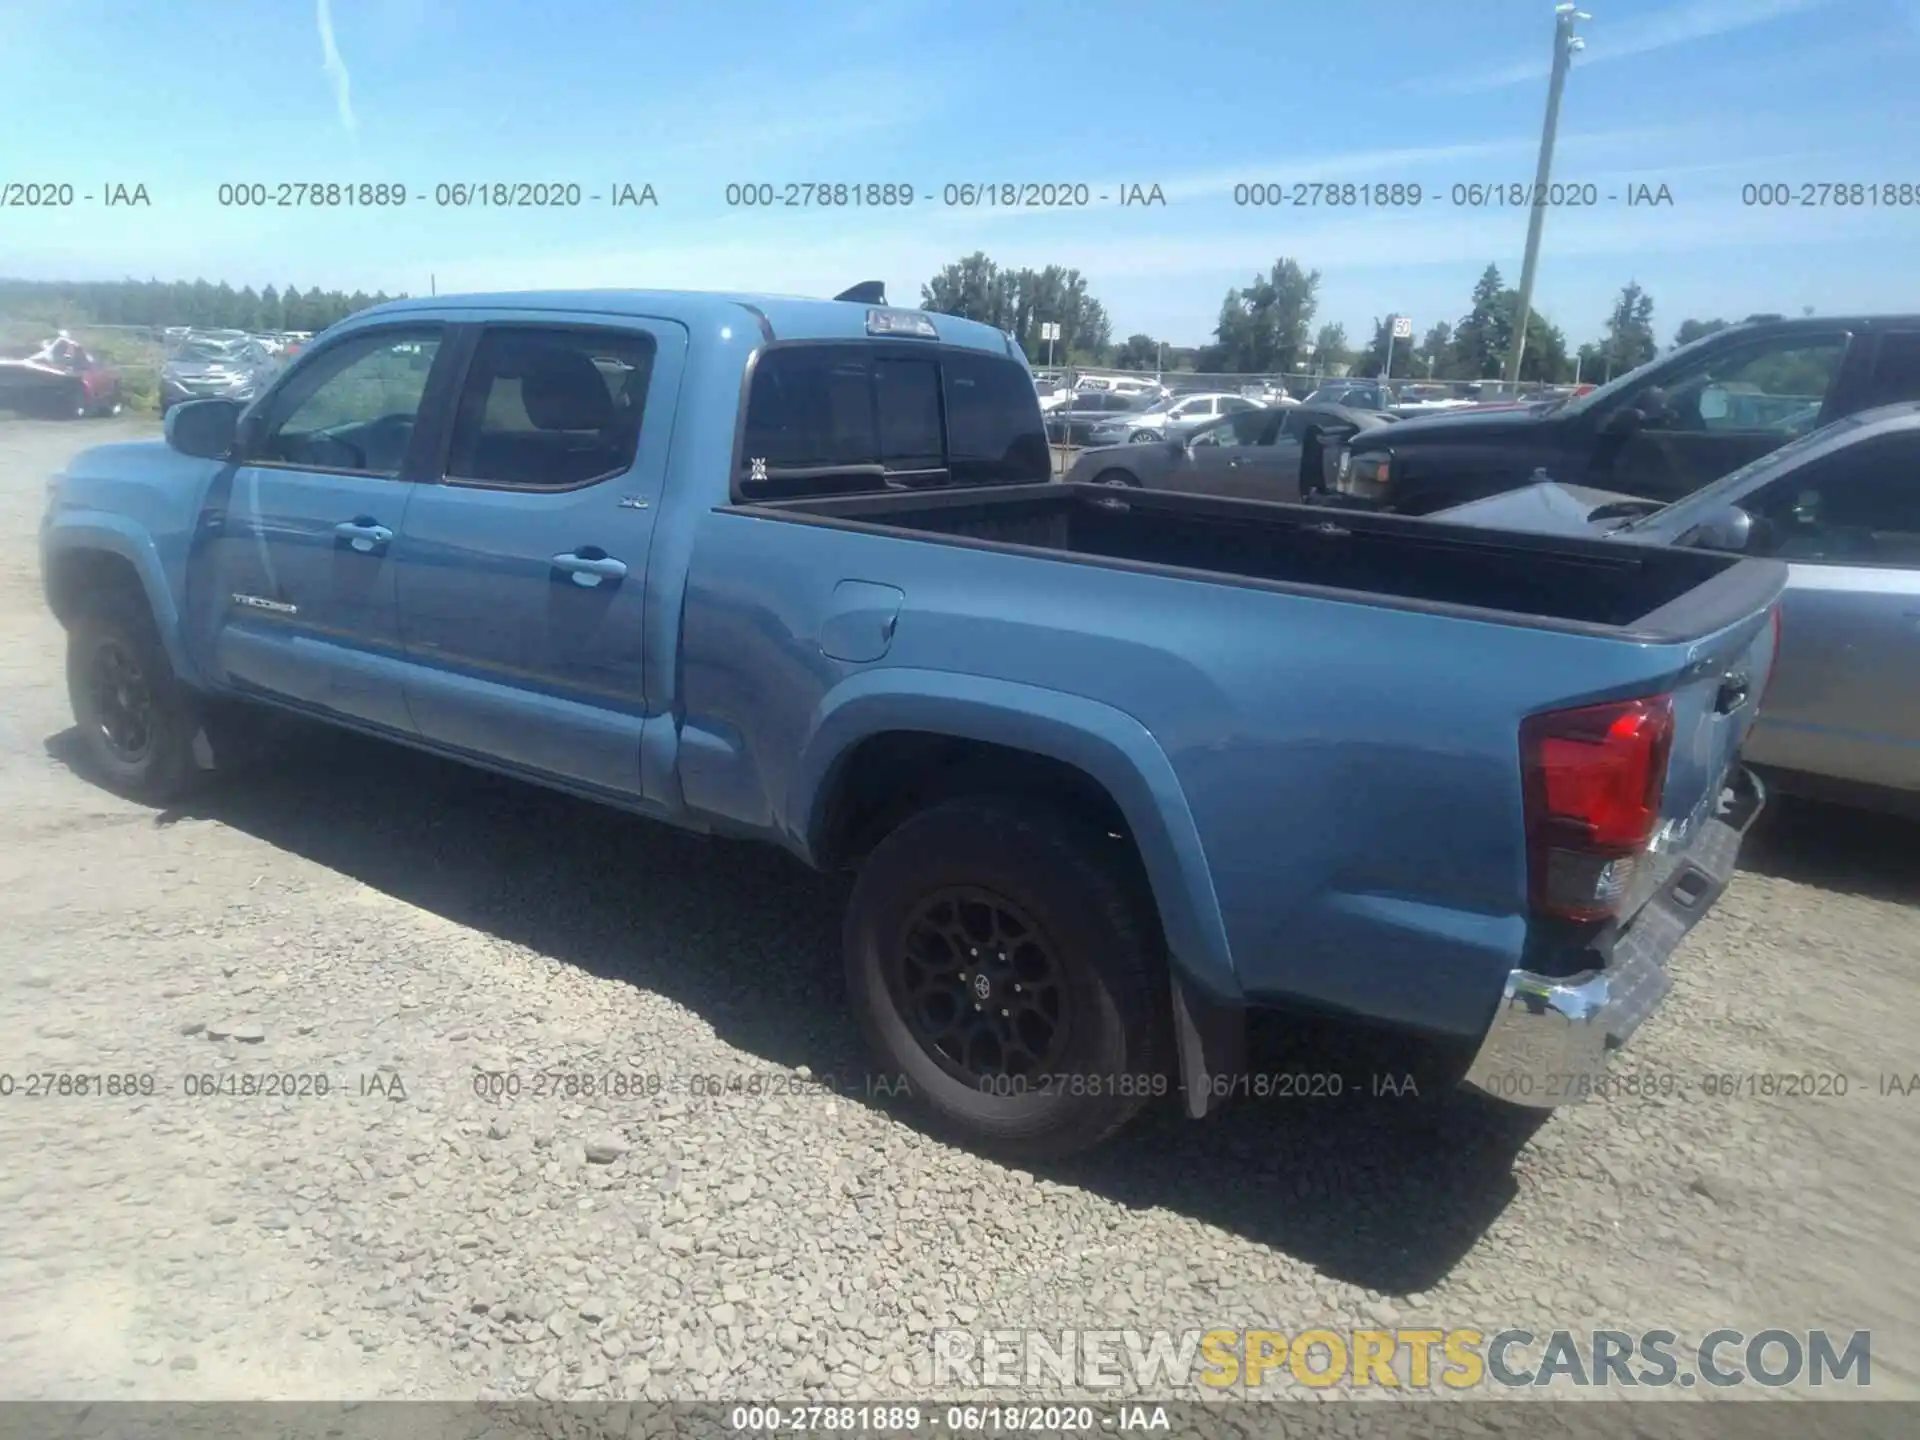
[551,548,628,587]
[334,518,393,552]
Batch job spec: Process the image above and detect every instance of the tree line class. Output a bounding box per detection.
[0,278,405,334]
[6,267,1760,382]
[920,253,1751,383]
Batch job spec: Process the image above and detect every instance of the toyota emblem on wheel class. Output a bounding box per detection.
[972,973,991,1001]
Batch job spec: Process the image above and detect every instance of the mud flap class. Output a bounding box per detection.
[1171,971,1246,1119]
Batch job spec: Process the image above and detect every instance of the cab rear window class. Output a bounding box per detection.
[738,343,1049,499]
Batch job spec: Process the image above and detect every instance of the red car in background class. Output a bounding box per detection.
[0,334,125,418]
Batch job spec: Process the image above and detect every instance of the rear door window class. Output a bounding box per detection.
[739,343,1047,496]
[444,326,657,490]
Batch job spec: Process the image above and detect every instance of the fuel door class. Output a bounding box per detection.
[819,580,905,664]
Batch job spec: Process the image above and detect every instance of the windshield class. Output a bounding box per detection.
[178,340,244,362]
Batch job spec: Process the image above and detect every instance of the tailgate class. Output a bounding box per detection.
[1648,599,1779,876]
[1604,598,1781,1042]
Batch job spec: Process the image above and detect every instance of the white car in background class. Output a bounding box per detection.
[1075,374,1166,401]
[1241,382,1300,407]
[1390,383,1475,413]
[1085,390,1266,446]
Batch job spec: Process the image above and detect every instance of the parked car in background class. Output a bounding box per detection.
[1045,390,1151,445]
[160,332,281,415]
[1063,402,1397,502]
[1074,374,1164,402]
[1431,402,1920,813]
[0,334,124,418]
[1240,382,1299,407]
[1464,380,1531,404]
[1304,379,1394,411]
[1391,383,1474,414]
[1085,391,1263,446]
[1326,314,1920,515]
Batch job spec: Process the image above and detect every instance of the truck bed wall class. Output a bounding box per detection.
[756,484,1741,632]
[679,494,1730,1041]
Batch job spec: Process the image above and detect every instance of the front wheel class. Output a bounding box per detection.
[1090,468,1139,488]
[1128,429,1159,444]
[65,606,204,803]
[844,798,1170,1159]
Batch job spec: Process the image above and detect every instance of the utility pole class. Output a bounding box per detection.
[1503,4,1589,384]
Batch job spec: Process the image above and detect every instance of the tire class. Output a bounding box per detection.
[844,797,1170,1159]
[1090,468,1139,488]
[1128,429,1159,445]
[65,600,205,804]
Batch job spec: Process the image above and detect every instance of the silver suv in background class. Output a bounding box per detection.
[159,332,280,415]
[1432,402,1920,813]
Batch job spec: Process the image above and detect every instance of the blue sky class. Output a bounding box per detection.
[3,0,1918,350]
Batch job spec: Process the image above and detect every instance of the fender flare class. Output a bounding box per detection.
[41,515,201,686]
[788,667,1241,1004]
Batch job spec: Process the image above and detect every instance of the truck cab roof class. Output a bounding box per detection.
[347,289,1021,358]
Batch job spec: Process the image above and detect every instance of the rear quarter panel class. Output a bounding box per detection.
[677,508,1722,1041]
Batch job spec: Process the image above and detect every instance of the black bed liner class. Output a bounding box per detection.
[723,481,1786,644]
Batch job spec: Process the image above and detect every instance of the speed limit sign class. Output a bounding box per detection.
[1391,315,1414,339]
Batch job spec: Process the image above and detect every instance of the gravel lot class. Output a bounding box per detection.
[2,415,1917,1405]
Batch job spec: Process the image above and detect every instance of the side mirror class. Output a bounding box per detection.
[1687,505,1755,552]
[164,398,242,459]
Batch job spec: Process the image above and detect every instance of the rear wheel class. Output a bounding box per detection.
[1090,468,1139,488]
[845,798,1170,1158]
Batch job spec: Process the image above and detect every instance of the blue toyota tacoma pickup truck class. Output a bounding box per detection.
[40,286,1785,1157]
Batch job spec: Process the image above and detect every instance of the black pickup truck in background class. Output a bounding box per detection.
[1324,314,1920,515]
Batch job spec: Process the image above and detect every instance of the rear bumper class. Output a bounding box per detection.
[1461,765,1766,1108]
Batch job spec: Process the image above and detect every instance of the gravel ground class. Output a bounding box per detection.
[2,416,1917,1405]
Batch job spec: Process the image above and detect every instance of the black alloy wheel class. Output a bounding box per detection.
[86,637,156,765]
[889,885,1071,1086]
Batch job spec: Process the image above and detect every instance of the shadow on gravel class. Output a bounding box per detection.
[50,721,1541,1292]
[1738,793,1920,908]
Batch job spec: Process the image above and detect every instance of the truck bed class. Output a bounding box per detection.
[728,480,1779,643]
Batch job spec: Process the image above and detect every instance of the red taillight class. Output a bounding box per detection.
[1521,694,1675,922]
